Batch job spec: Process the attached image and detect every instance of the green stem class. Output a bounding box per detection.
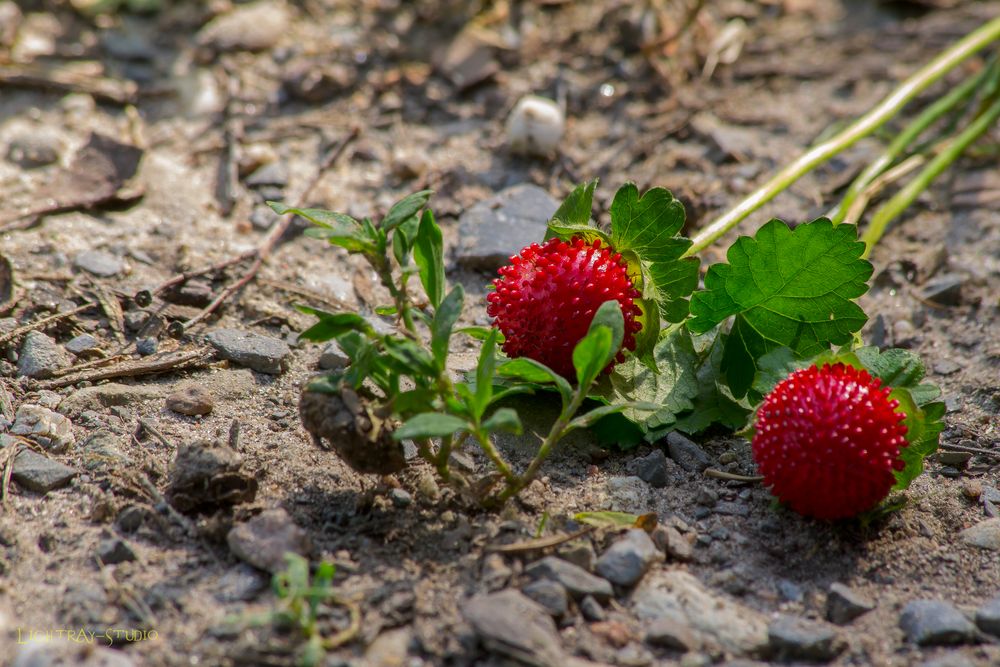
[472,429,518,483]
[496,386,588,503]
[434,434,454,481]
[829,59,995,224]
[683,16,1000,256]
[861,92,1000,257]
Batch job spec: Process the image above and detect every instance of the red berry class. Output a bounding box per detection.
[486,237,642,379]
[752,363,909,520]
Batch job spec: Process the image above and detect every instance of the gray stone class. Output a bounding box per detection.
[645,616,699,651]
[464,589,565,667]
[625,449,672,488]
[958,518,1000,551]
[522,579,569,618]
[215,563,270,602]
[933,359,961,376]
[196,1,290,52]
[227,508,311,573]
[11,448,76,493]
[580,595,604,622]
[135,337,158,356]
[695,486,719,506]
[776,580,804,603]
[319,340,350,370]
[80,430,127,470]
[825,582,875,625]
[6,134,60,168]
[166,383,215,416]
[595,529,660,587]
[74,249,125,277]
[606,475,650,513]
[975,596,1000,637]
[245,161,288,188]
[633,570,769,657]
[206,328,291,374]
[65,333,99,354]
[525,556,613,602]
[10,404,75,452]
[389,488,412,508]
[920,274,964,306]
[17,331,69,379]
[768,615,845,662]
[13,642,137,667]
[116,505,147,533]
[556,542,595,572]
[456,184,559,270]
[97,537,136,564]
[59,383,163,415]
[899,600,977,646]
[651,524,693,562]
[665,432,711,472]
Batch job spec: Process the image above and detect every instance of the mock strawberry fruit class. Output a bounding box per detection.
[486,237,642,379]
[752,362,909,520]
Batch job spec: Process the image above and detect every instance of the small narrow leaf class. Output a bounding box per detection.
[382,189,433,231]
[574,511,640,529]
[551,179,597,226]
[563,401,659,435]
[457,326,505,343]
[482,407,522,434]
[430,285,464,369]
[294,306,374,341]
[496,358,573,406]
[413,209,445,308]
[472,329,498,420]
[394,413,468,440]
[573,301,624,388]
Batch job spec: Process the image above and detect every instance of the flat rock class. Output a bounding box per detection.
[606,475,650,513]
[768,615,845,662]
[227,508,310,573]
[17,331,69,379]
[975,596,1000,637]
[13,642,137,667]
[522,579,569,618]
[12,448,76,493]
[595,529,661,587]
[958,518,1000,551]
[645,616,700,651]
[625,449,672,488]
[456,184,559,271]
[65,333,99,354]
[197,0,290,53]
[633,570,769,657]
[206,328,290,374]
[651,524,693,562]
[826,582,875,625]
[464,589,566,667]
[525,556,613,602]
[664,432,711,472]
[59,383,163,416]
[899,600,977,646]
[97,537,137,564]
[166,383,215,416]
[10,404,75,453]
[74,249,125,277]
[319,340,349,370]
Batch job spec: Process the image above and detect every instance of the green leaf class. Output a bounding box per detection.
[271,203,375,254]
[749,346,806,402]
[596,326,700,433]
[573,301,624,388]
[545,223,612,246]
[456,326,504,343]
[294,306,374,341]
[382,337,438,380]
[382,189,433,231]
[394,413,468,440]
[608,183,700,323]
[688,218,873,398]
[551,180,597,226]
[472,329,498,420]
[430,285,464,369]
[669,330,752,436]
[390,388,439,416]
[482,407,522,435]
[632,298,659,368]
[413,209,445,308]
[574,511,640,529]
[496,358,573,406]
[564,401,659,435]
[854,346,926,389]
[890,388,945,491]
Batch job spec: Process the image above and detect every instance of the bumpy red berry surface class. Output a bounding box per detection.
[486,237,642,379]
[752,362,909,520]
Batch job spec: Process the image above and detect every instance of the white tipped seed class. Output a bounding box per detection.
[506,95,565,157]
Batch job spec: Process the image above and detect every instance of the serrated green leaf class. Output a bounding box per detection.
[552,180,597,226]
[496,358,573,406]
[382,189,433,231]
[482,407,522,435]
[413,209,445,308]
[394,412,468,440]
[689,218,873,398]
[596,326,700,434]
[749,346,804,400]
[890,387,944,491]
[573,301,624,388]
[669,330,752,436]
[854,346,925,389]
[430,285,463,370]
[608,183,700,325]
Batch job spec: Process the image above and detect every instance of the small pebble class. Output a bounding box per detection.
[522,579,568,619]
[595,529,660,587]
[17,331,69,379]
[389,488,412,508]
[664,432,711,472]
[65,333,99,354]
[899,599,977,646]
[826,582,875,625]
[580,595,605,622]
[97,538,137,564]
[166,384,215,416]
[135,337,158,356]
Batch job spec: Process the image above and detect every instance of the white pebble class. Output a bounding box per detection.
[506,95,565,157]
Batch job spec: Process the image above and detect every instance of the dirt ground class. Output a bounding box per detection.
[0,0,999,666]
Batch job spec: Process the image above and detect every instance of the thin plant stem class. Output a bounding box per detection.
[842,152,927,226]
[861,92,1000,257]
[829,59,995,224]
[684,16,1000,257]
